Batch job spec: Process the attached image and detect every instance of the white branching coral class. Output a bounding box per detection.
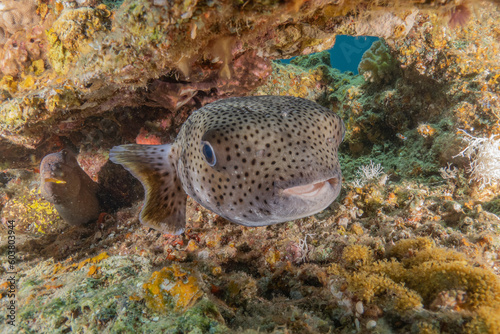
[352,160,384,187]
[453,130,500,189]
[440,163,458,180]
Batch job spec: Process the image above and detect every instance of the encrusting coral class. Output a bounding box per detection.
[47,6,111,75]
[1,180,62,234]
[0,0,483,152]
[143,264,203,313]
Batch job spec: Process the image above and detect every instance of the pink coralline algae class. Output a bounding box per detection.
[0,0,39,42]
[0,26,46,77]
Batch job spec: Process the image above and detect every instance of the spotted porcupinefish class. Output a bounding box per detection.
[40,149,100,226]
[110,96,345,235]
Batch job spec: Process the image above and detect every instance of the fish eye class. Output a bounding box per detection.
[201,141,216,166]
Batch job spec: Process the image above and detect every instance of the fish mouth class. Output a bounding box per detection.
[283,177,340,198]
[44,177,67,184]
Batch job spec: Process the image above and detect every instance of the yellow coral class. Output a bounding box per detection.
[342,244,373,267]
[143,264,203,312]
[2,187,60,234]
[406,260,500,310]
[76,252,109,270]
[465,305,500,334]
[255,62,323,100]
[29,59,45,76]
[345,271,422,313]
[19,75,35,90]
[402,247,467,267]
[51,252,109,276]
[45,86,81,112]
[334,238,500,321]
[47,7,111,74]
[349,223,364,235]
[364,258,406,282]
[0,75,18,93]
[387,237,434,259]
[417,322,440,334]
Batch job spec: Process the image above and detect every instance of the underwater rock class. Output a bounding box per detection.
[0,0,477,152]
[358,39,399,84]
[253,61,330,101]
[0,0,39,43]
[391,1,500,137]
[110,96,345,234]
[355,9,418,40]
[40,149,99,226]
[0,27,46,77]
[146,50,272,111]
[47,6,112,75]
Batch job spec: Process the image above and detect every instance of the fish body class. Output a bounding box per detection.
[40,150,100,226]
[110,96,345,234]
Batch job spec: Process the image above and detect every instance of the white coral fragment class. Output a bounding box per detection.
[453,129,500,189]
[353,160,384,187]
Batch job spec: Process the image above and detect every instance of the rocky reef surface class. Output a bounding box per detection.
[1,0,500,333]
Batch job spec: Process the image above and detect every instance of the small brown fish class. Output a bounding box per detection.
[40,149,100,226]
[110,96,345,234]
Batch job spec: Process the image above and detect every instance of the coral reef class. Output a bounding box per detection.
[334,238,500,318]
[0,0,477,154]
[391,2,500,137]
[0,254,227,333]
[0,27,46,78]
[47,6,112,75]
[0,168,64,234]
[334,1,500,198]
[0,0,500,333]
[1,180,62,234]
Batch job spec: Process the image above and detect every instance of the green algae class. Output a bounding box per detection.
[1,256,228,334]
[282,48,451,184]
[102,0,125,9]
[484,197,500,216]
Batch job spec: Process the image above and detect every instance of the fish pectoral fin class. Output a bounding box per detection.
[109,143,187,235]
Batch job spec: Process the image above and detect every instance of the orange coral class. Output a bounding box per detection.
[417,123,437,138]
[143,264,203,312]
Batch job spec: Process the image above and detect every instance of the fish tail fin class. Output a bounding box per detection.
[109,144,186,235]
